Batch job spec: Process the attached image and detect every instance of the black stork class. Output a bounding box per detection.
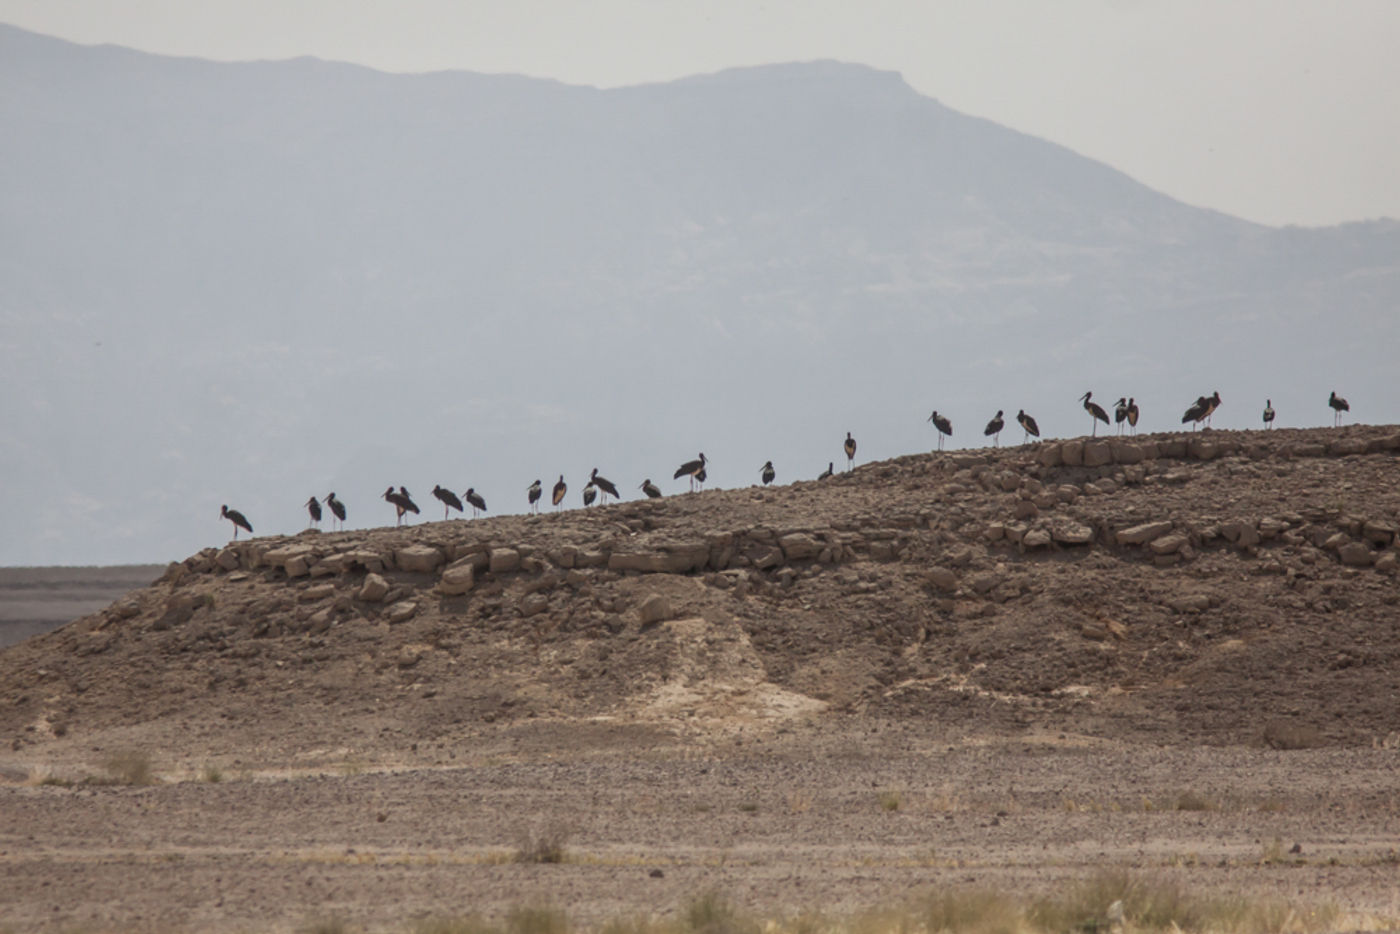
[928,411,952,450]
[383,486,418,526]
[1329,391,1350,426]
[432,484,464,519]
[324,492,346,530]
[589,468,620,503]
[463,487,487,517]
[760,461,775,486]
[527,479,542,515]
[1080,392,1110,437]
[817,462,834,481]
[1114,398,1129,435]
[694,466,707,490]
[640,479,662,499]
[1202,391,1221,426]
[674,453,707,492]
[983,410,1004,447]
[844,432,857,472]
[551,475,567,511]
[1126,398,1139,435]
[304,496,322,529]
[1182,395,1210,429]
[221,505,252,540]
[582,481,597,507]
[1263,399,1275,428]
[1017,409,1040,443]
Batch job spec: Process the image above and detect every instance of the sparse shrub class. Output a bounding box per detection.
[1262,720,1324,750]
[1029,869,1204,933]
[877,790,902,812]
[737,802,759,813]
[101,748,154,785]
[1172,790,1218,812]
[514,823,571,864]
[201,764,224,783]
[299,918,353,934]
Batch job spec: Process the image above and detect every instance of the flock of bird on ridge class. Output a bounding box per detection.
[217,389,1354,540]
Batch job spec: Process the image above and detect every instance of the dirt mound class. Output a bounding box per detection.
[4,425,1400,768]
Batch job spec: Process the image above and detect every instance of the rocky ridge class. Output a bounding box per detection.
[4,425,1400,770]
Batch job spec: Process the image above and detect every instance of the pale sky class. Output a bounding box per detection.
[3,0,1399,226]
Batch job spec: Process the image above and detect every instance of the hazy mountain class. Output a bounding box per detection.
[3,24,1397,565]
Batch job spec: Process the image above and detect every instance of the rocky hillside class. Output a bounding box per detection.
[4,425,1400,769]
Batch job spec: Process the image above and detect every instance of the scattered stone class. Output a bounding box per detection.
[778,532,822,561]
[395,545,443,573]
[215,548,240,571]
[1338,542,1374,567]
[926,567,958,592]
[1375,552,1397,574]
[1060,440,1084,467]
[1221,521,1261,548]
[386,601,418,624]
[637,594,672,625]
[1083,441,1113,467]
[1167,593,1212,614]
[1013,500,1039,521]
[1052,522,1095,545]
[358,573,389,603]
[519,593,549,618]
[1116,521,1173,546]
[1150,534,1187,556]
[297,583,336,603]
[1022,529,1053,548]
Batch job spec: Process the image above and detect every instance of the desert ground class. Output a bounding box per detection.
[3,425,1399,933]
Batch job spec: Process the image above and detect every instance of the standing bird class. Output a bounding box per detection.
[463,487,487,517]
[1329,390,1350,426]
[324,492,346,530]
[1113,398,1129,435]
[527,479,542,515]
[844,432,857,472]
[220,505,253,540]
[582,481,597,507]
[694,466,707,490]
[760,461,775,486]
[551,475,567,511]
[1263,399,1275,428]
[383,486,418,526]
[589,468,620,503]
[640,479,662,499]
[1016,409,1040,443]
[1126,398,1139,434]
[674,453,707,492]
[983,410,1004,447]
[1202,391,1221,426]
[432,484,464,519]
[1080,392,1110,437]
[928,411,952,450]
[304,496,322,529]
[817,462,834,481]
[1182,395,1210,429]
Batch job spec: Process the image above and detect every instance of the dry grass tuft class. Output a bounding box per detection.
[514,824,572,865]
[101,748,155,785]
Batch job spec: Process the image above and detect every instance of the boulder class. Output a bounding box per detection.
[1013,500,1040,521]
[1338,542,1374,567]
[358,573,390,603]
[215,548,240,571]
[394,545,443,573]
[1060,440,1084,467]
[438,564,475,595]
[1220,521,1261,547]
[1375,552,1398,574]
[519,593,549,618]
[1362,520,1397,546]
[968,571,1000,595]
[609,552,668,573]
[663,542,713,572]
[1110,441,1145,464]
[488,548,520,573]
[1328,438,1368,456]
[1116,521,1173,546]
[1037,444,1063,468]
[1187,438,1219,460]
[1082,441,1114,467]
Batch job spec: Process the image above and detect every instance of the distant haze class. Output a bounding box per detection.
[1,25,1398,565]
[1,2,1398,227]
